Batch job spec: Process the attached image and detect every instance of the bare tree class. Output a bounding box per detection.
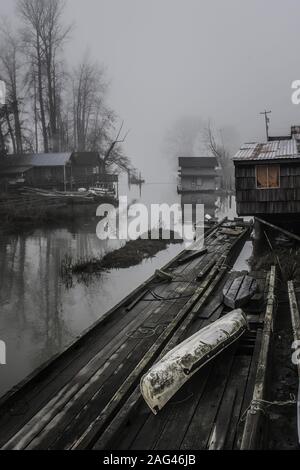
[39,0,71,151]
[18,0,48,151]
[0,1,132,175]
[17,0,71,152]
[0,25,24,154]
[204,123,235,191]
[103,121,129,169]
[164,116,206,174]
[71,57,109,151]
[0,107,8,156]
[165,116,205,156]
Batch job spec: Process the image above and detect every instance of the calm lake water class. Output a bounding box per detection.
[0,181,237,399]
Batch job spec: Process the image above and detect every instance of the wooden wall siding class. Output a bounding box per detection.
[236,176,300,190]
[33,167,65,182]
[236,189,300,202]
[235,163,300,215]
[237,201,300,215]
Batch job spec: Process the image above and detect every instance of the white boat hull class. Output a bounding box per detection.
[140,309,248,414]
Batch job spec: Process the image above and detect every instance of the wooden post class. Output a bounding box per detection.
[287,281,300,444]
[70,164,73,192]
[254,218,262,241]
[63,165,66,192]
[240,265,276,450]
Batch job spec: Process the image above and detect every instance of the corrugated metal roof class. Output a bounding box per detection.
[2,153,72,167]
[233,139,300,161]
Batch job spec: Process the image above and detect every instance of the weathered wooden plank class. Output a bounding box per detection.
[207,389,237,450]
[223,355,252,450]
[180,347,236,450]
[223,275,257,309]
[240,266,276,450]
[287,281,300,442]
[175,248,208,266]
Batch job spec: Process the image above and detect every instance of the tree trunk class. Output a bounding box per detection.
[12,100,23,154]
[0,121,6,155]
[37,35,49,153]
[5,106,16,154]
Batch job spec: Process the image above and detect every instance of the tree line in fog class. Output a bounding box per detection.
[0,0,130,172]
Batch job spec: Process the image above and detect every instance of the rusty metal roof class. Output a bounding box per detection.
[233,139,300,162]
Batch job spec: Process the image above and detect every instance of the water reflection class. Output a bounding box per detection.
[180,191,237,222]
[0,181,236,399]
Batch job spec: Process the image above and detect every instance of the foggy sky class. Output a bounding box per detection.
[1,0,300,181]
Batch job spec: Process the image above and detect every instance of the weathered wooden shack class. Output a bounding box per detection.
[0,151,109,190]
[70,152,105,186]
[178,156,219,194]
[234,138,300,219]
[0,153,72,189]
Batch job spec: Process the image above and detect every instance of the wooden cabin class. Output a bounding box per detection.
[0,153,72,189]
[0,151,111,191]
[234,138,300,219]
[70,152,104,186]
[178,157,219,194]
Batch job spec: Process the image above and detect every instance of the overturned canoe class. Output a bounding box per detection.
[223,275,257,309]
[140,309,248,414]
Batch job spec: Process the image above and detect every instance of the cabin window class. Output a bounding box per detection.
[256,165,280,189]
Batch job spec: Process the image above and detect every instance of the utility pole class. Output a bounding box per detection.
[260,110,272,141]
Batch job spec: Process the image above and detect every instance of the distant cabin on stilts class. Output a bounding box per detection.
[177,157,220,194]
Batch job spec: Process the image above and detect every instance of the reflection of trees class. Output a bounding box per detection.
[35,232,70,363]
[0,229,71,368]
[16,237,26,325]
[0,220,138,392]
[0,234,18,304]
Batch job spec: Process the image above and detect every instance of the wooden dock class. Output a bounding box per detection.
[0,218,281,450]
